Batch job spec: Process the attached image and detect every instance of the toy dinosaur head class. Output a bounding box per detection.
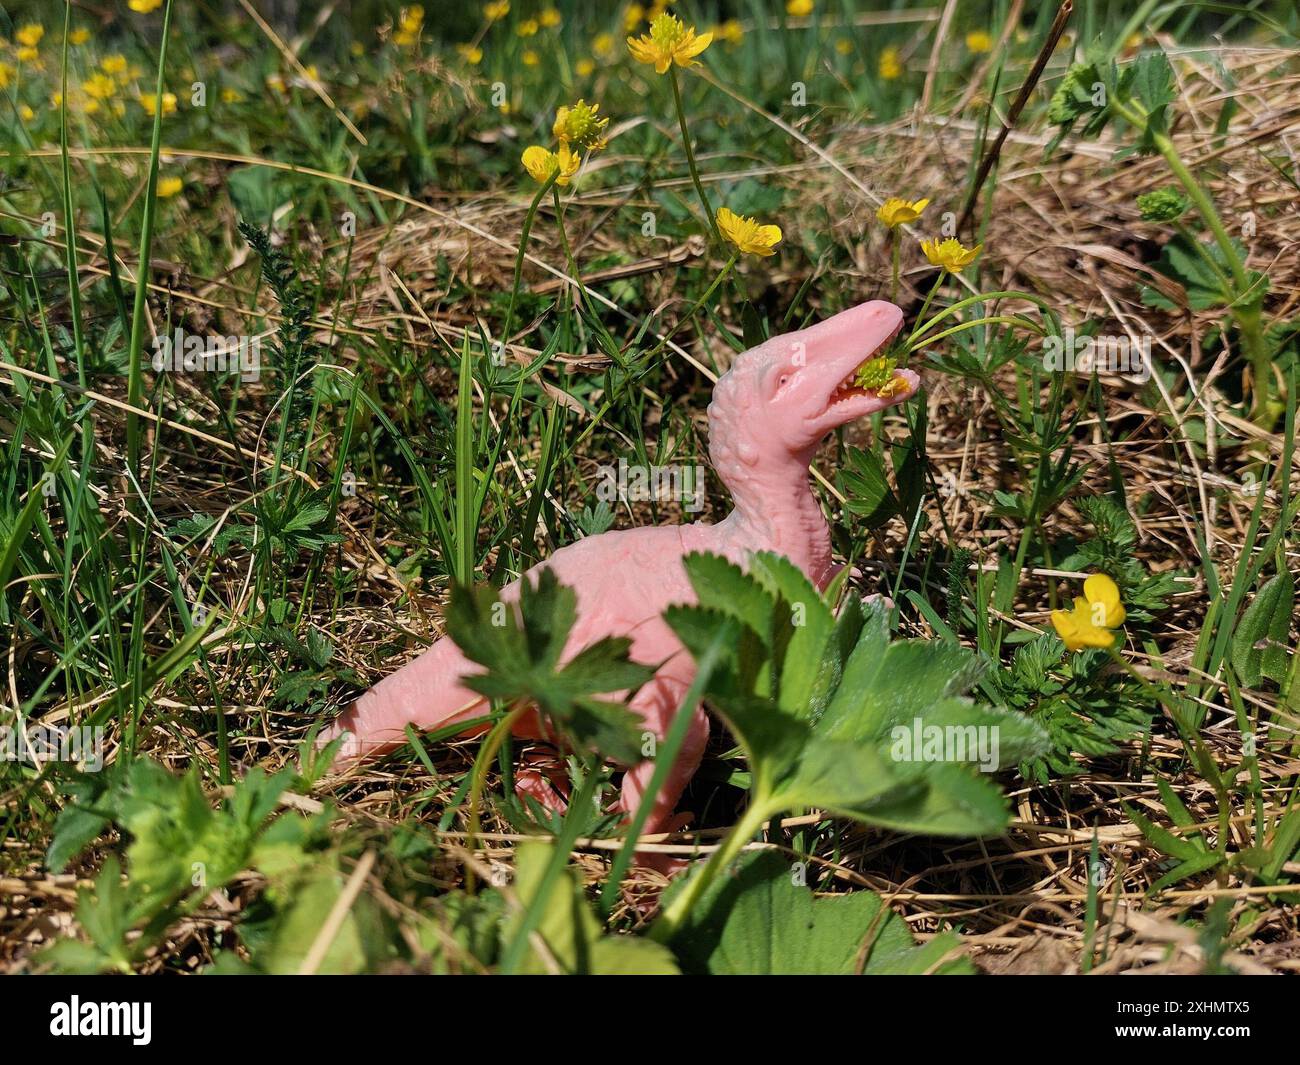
[708,300,918,469]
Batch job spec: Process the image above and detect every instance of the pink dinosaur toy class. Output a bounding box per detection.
[324,300,918,841]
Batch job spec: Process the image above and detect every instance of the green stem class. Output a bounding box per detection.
[642,255,737,362]
[1112,96,1273,421]
[906,315,1044,354]
[905,270,948,346]
[652,801,769,943]
[464,702,529,892]
[502,172,558,351]
[669,65,720,244]
[890,233,900,304]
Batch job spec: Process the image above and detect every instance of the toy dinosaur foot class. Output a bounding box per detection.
[514,749,571,815]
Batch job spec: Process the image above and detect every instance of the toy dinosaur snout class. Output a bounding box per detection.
[756,300,916,447]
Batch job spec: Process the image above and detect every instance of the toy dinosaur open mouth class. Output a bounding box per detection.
[825,318,906,408]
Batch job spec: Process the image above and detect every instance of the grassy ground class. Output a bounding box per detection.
[1,0,1298,974]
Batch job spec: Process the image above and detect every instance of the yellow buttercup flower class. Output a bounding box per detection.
[966,30,993,54]
[19,103,35,122]
[457,44,484,64]
[627,13,712,75]
[876,196,929,228]
[717,206,782,257]
[16,47,39,63]
[16,23,44,48]
[221,87,243,103]
[156,176,183,198]
[69,28,91,45]
[399,5,424,32]
[715,19,743,45]
[575,58,595,77]
[517,19,539,37]
[921,236,981,272]
[521,144,581,186]
[129,0,164,12]
[875,373,912,401]
[1050,573,1126,652]
[540,7,561,28]
[102,55,129,76]
[140,91,178,117]
[553,99,608,150]
[879,45,902,80]
[83,73,117,101]
[787,0,814,17]
[484,1,510,21]
[0,62,12,88]
[593,33,616,59]
[835,38,852,55]
[521,49,539,67]
[624,4,646,33]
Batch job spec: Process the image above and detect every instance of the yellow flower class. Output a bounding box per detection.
[879,46,902,80]
[715,19,743,45]
[156,176,183,198]
[0,62,11,88]
[456,44,484,64]
[716,206,782,257]
[876,196,930,228]
[553,99,608,150]
[920,236,981,272]
[484,1,510,21]
[221,87,243,102]
[399,4,424,32]
[16,46,39,63]
[266,73,286,94]
[521,144,581,186]
[966,30,993,54]
[835,38,852,55]
[575,58,595,77]
[624,4,645,33]
[1050,573,1126,652]
[593,33,616,58]
[350,41,365,57]
[627,13,712,75]
[786,0,814,17]
[521,49,539,67]
[517,19,539,37]
[129,0,164,11]
[140,91,178,117]
[19,103,35,122]
[83,73,117,100]
[393,28,419,47]
[540,8,561,28]
[16,23,44,48]
[102,55,129,76]
[69,28,91,45]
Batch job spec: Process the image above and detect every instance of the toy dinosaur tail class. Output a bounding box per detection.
[321,635,487,759]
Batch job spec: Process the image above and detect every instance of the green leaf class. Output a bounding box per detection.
[445,569,651,763]
[667,851,972,975]
[838,445,898,528]
[1123,802,1202,862]
[666,553,1049,838]
[1231,571,1294,687]
[507,841,678,975]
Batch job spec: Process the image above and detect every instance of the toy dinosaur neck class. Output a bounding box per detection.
[712,450,834,589]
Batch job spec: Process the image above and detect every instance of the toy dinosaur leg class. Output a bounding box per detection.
[619,667,709,843]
